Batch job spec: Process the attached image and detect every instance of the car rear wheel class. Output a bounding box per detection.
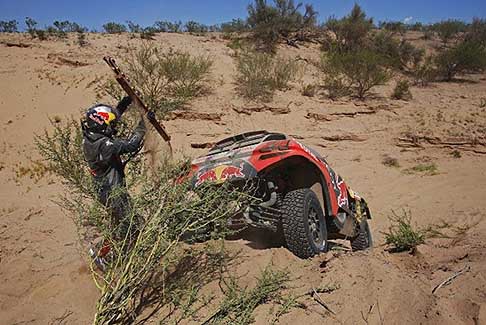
[281,188,328,258]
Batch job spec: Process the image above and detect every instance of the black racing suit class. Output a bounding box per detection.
[83,115,146,241]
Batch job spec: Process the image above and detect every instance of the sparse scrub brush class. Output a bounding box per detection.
[97,43,213,117]
[35,118,254,324]
[205,265,290,324]
[103,22,127,34]
[321,75,351,100]
[383,210,426,252]
[25,17,37,38]
[272,56,299,90]
[320,49,390,100]
[391,79,412,100]
[235,50,298,101]
[324,4,374,53]
[435,40,486,81]
[301,84,316,97]
[0,20,18,33]
[432,19,467,45]
[247,0,318,52]
[412,56,437,86]
[371,31,424,71]
[465,18,486,46]
[77,31,88,47]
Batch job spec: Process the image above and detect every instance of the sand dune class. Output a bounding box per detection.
[1,32,485,324]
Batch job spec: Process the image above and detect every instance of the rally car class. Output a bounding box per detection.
[190,131,372,258]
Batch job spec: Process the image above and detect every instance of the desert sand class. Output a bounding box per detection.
[0,32,486,324]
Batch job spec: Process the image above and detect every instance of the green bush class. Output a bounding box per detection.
[383,210,426,252]
[320,49,390,99]
[0,20,18,33]
[432,19,467,45]
[421,29,435,40]
[247,0,317,51]
[153,20,183,33]
[324,4,374,53]
[35,29,48,41]
[465,18,486,46]
[379,21,405,35]
[235,50,298,101]
[103,22,127,34]
[391,79,412,100]
[435,40,486,81]
[25,17,37,38]
[77,31,88,47]
[221,18,249,34]
[98,44,212,116]
[412,56,437,86]
[408,22,424,32]
[185,20,209,34]
[126,20,142,33]
[140,27,157,40]
[322,75,351,100]
[371,31,424,70]
[35,118,252,324]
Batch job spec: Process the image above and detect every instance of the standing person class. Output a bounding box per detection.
[82,96,151,270]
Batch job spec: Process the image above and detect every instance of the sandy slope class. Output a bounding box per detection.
[0,32,486,324]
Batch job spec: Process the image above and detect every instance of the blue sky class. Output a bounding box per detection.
[1,0,485,30]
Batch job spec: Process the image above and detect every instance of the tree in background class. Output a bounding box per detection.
[153,20,183,33]
[379,21,406,36]
[432,19,467,45]
[0,20,18,33]
[103,22,127,34]
[247,0,318,51]
[221,18,249,34]
[466,18,486,46]
[25,17,37,38]
[185,20,209,34]
[325,3,374,52]
[435,40,486,81]
[126,21,142,33]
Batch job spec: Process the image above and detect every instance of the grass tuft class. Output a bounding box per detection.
[383,210,426,253]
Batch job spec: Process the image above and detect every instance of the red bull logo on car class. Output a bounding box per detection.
[195,163,245,186]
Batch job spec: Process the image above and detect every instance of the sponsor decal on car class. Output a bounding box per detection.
[195,163,245,186]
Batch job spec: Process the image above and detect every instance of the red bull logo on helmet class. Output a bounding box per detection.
[195,163,245,186]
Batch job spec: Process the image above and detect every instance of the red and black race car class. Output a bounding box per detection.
[190,131,372,258]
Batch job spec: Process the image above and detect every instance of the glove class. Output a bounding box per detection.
[147,111,156,123]
[116,96,133,115]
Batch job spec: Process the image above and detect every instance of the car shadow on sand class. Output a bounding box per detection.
[227,227,351,252]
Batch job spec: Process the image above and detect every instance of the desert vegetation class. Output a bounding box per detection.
[97,43,213,117]
[235,50,299,101]
[2,2,486,324]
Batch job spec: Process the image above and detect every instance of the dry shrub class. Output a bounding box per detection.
[435,40,486,81]
[412,56,437,86]
[321,75,351,100]
[35,118,259,324]
[391,79,412,100]
[235,50,298,102]
[97,43,213,117]
[371,31,424,71]
[320,49,390,100]
[301,84,316,97]
[382,155,400,167]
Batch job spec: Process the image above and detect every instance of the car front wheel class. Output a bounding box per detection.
[281,188,328,258]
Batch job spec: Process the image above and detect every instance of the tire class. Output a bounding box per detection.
[281,188,328,258]
[350,219,373,251]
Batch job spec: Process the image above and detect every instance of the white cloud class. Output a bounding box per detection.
[403,16,414,24]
